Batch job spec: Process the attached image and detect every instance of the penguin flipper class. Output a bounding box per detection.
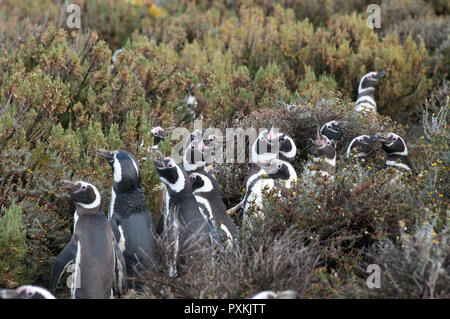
[113,242,129,296]
[50,236,76,293]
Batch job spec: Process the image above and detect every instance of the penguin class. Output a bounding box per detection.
[187,84,202,120]
[0,285,56,299]
[251,290,297,299]
[355,71,386,113]
[189,171,238,244]
[251,121,297,165]
[320,120,349,145]
[345,134,380,163]
[376,132,414,174]
[50,185,127,297]
[306,127,336,178]
[150,156,217,276]
[56,180,121,299]
[96,149,156,285]
[183,138,209,173]
[243,159,297,228]
[110,48,123,71]
[150,126,173,150]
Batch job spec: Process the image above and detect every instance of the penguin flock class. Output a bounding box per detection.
[0,70,413,299]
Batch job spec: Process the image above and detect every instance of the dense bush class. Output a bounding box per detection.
[0,0,448,298]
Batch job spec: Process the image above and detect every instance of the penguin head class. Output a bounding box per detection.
[346,134,379,160]
[96,149,142,191]
[254,122,296,162]
[0,285,56,299]
[189,172,215,194]
[185,130,203,146]
[358,71,386,93]
[309,127,336,160]
[261,159,292,180]
[376,132,408,156]
[151,126,172,147]
[152,157,188,193]
[60,180,101,210]
[320,120,348,143]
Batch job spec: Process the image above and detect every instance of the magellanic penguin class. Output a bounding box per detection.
[189,171,238,245]
[306,127,337,179]
[110,48,123,72]
[96,149,156,285]
[0,285,56,299]
[345,134,380,163]
[243,159,297,229]
[183,138,209,173]
[320,120,349,145]
[376,132,415,175]
[55,180,124,299]
[150,156,217,277]
[355,71,386,113]
[251,122,297,165]
[150,126,174,150]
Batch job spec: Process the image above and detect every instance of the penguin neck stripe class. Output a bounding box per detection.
[77,183,101,210]
[193,174,214,194]
[113,155,122,183]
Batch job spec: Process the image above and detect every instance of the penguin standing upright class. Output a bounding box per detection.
[150,156,217,276]
[305,127,337,178]
[376,132,414,174]
[183,138,209,173]
[243,159,297,229]
[55,180,120,299]
[96,149,156,285]
[189,171,238,244]
[355,71,386,113]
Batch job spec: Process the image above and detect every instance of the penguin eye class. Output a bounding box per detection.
[168,162,173,168]
[358,137,363,142]
[327,124,331,129]
[326,140,331,145]
[191,145,195,150]
[81,185,87,190]
[277,164,282,169]
[26,290,34,297]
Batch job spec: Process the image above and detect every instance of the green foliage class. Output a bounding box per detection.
[0,202,33,288]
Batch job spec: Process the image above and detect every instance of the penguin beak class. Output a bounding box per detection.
[96,149,114,162]
[149,148,165,161]
[264,121,276,141]
[0,289,19,299]
[60,180,77,189]
[376,132,391,143]
[374,71,386,79]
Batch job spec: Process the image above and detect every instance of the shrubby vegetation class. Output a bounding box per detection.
[0,0,448,298]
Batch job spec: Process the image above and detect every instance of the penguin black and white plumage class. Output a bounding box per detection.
[320,120,348,145]
[251,122,297,165]
[345,134,379,163]
[150,156,217,276]
[54,180,122,299]
[183,138,209,173]
[96,149,156,284]
[355,71,386,113]
[306,127,337,178]
[376,132,414,174]
[189,171,238,244]
[110,48,123,71]
[187,84,202,120]
[243,159,297,227]
[0,285,56,299]
[150,126,173,150]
